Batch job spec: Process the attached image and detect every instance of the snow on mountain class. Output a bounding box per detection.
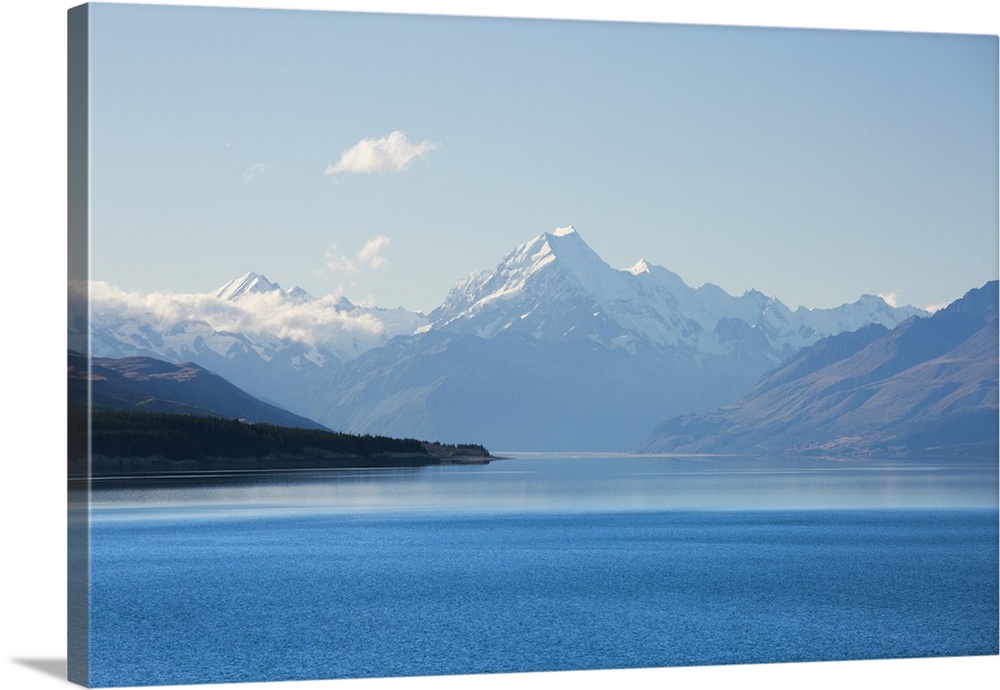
[214,271,284,301]
[86,227,933,451]
[432,226,640,343]
[430,226,925,362]
[640,281,999,456]
[86,275,429,417]
[91,273,429,360]
[314,226,931,450]
[214,271,318,304]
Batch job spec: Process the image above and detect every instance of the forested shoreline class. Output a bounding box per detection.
[70,409,490,478]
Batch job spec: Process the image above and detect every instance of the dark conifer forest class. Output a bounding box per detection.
[73,409,490,478]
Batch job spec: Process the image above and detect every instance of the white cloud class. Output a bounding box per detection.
[324,244,358,273]
[88,280,389,349]
[357,235,391,270]
[324,131,437,175]
[242,162,268,181]
[324,235,392,273]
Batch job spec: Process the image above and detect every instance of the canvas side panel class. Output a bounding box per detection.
[67,3,91,687]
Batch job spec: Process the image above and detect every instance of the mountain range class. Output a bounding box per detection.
[310,227,925,449]
[641,281,998,456]
[88,226,930,450]
[83,271,427,418]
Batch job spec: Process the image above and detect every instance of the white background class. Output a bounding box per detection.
[2,2,997,689]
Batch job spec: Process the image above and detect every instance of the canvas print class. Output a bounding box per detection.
[67,2,999,687]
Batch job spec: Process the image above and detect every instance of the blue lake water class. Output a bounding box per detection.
[86,454,999,687]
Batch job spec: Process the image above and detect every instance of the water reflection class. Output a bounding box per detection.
[87,454,999,521]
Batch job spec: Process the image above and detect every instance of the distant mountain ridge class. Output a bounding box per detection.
[314,227,926,450]
[640,281,999,456]
[85,271,428,416]
[430,226,923,357]
[87,226,930,450]
[213,272,310,303]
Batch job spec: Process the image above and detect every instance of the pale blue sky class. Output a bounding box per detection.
[87,2,998,312]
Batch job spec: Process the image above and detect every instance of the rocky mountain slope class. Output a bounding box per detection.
[68,350,328,430]
[640,281,998,456]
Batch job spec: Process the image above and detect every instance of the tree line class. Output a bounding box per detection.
[90,409,428,461]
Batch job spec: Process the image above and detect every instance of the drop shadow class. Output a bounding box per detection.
[11,657,67,681]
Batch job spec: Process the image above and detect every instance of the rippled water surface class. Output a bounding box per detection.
[86,455,999,687]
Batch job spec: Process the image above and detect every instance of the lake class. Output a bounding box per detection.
[86,454,999,687]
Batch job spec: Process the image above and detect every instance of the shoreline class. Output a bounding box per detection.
[70,451,492,482]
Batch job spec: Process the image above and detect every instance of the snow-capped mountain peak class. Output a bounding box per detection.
[215,272,282,300]
[431,226,629,337]
[430,226,927,354]
[214,272,314,302]
[284,286,314,303]
[87,223,947,453]
[520,225,606,274]
[89,269,431,421]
